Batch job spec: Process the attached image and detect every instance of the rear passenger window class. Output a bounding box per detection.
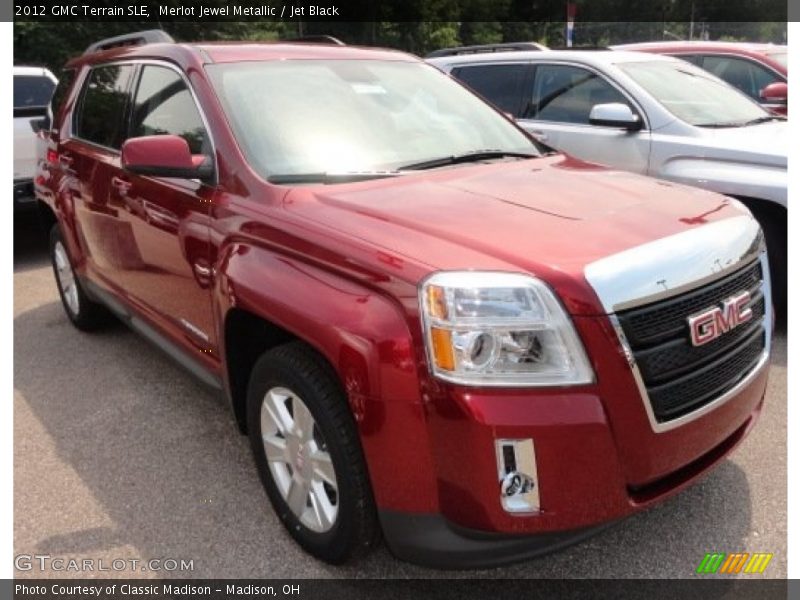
[130,65,208,155]
[452,64,528,117]
[525,64,632,124]
[76,64,134,149]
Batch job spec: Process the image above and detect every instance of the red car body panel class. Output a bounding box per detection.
[37,41,770,563]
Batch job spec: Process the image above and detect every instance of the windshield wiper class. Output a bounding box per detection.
[397,150,538,171]
[267,171,405,184]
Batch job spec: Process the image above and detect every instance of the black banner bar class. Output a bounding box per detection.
[5,579,793,600]
[10,0,790,23]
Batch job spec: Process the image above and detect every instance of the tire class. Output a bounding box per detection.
[246,341,378,563]
[49,225,111,331]
[741,202,786,324]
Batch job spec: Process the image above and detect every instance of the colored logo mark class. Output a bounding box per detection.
[696,552,773,574]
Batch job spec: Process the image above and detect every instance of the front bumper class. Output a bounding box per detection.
[379,510,619,569]
[381,379,765,568]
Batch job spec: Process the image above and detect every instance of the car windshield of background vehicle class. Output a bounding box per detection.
[207,60,539,180]
[14,75,55,109]
[620,61,769,127]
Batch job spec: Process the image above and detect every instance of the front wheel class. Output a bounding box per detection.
[246,342,378,563]
[741,201,786,323]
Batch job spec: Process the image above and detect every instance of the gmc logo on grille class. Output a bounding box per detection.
[687,291,753,347]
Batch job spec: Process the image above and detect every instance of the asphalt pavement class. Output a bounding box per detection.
[13,213,787,579]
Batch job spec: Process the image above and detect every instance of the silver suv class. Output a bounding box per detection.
[428,48,787,311]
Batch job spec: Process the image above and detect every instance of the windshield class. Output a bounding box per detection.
[14,74,55,108]
[207,60,539,179]
[619,60,768,127]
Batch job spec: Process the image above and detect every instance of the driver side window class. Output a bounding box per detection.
[526,64,632,124]
[130,65,208,155]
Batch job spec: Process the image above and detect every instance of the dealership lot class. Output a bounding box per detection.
[13,214,786,578]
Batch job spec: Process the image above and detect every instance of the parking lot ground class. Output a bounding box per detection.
[13,214,787,578]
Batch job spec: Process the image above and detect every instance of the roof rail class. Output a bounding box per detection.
[426,42,547,58]
[84,29,175,55]
[549,46,611,51]
[286,35,345,46]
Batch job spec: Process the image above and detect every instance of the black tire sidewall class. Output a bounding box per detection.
[49,225,82,323]
[246,349,362,563]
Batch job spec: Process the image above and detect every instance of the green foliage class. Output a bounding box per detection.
[13,14,787,72]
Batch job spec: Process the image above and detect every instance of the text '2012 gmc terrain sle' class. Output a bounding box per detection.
[36,31,772,568]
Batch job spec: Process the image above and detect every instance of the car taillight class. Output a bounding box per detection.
[46,149,58,164]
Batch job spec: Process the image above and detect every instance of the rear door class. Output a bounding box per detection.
[62,62,137,280]
[516,63,651,173]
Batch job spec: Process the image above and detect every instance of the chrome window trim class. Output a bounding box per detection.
[585,216,771,433]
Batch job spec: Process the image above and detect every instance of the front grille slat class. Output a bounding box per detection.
[617,260,766,424]
[636,294,765,384]
[647,330,764,420]
[617,262,763,348]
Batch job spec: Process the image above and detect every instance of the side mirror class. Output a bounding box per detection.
[759,82,787,104]
[121,135,213,180]
[589,103,642,131]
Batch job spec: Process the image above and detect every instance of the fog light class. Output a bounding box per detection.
[495,439,540,513]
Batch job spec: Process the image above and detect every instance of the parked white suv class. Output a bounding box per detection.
[14,66,57,211]
[428,48,787,311]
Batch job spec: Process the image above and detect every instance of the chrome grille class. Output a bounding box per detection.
[616,260,766,423]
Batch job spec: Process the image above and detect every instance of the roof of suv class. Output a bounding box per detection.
[67,41,417,69]
[614,41,786,55]
[427,49,681,69]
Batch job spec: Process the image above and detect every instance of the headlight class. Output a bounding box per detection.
[419,272,594,386]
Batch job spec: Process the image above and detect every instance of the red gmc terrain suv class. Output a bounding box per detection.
[36,31,773,568]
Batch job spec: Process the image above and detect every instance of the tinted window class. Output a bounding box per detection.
[525,64,632,124]
[14,74,55,108]
[452,64,528,117]
[700,55,780,101]
[49,68,75,122]
[130,65,208,155]
[76,65,134,149]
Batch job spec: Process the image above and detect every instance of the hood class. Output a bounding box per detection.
[694,121,787,168]
[283,155,752,314]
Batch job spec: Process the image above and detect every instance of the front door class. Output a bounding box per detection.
[104,63,217,356]
[517,63,651,174]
